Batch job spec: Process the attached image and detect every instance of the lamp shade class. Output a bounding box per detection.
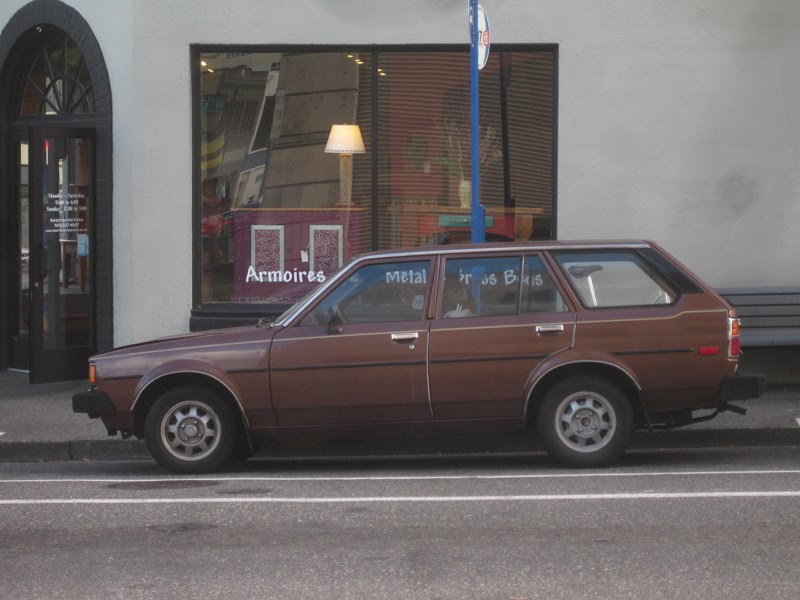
[325,124,365,154]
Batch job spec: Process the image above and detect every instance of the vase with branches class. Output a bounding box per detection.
[437,114,501,207]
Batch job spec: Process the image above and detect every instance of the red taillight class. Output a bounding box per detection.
[698,346,721,356]
[88,363,97,385]
[728,317,741,358]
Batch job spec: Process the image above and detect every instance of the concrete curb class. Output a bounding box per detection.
[1,428,799,464]
[0,440,150,463]
[629,428,800,451]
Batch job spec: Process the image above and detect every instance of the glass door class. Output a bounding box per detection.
[29,129,95,382]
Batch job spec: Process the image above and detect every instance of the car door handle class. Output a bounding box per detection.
[535,324,565,335]
[391,332,419,342]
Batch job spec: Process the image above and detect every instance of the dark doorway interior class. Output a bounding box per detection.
[28,130,95,382]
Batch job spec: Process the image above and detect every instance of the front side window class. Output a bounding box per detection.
[554,251,675,308]
[196,47,557,308]
[300,260,430,326]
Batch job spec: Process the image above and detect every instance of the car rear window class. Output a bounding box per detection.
[553,250,676,308]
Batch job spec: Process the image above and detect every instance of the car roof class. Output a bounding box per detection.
[355,240,653,261]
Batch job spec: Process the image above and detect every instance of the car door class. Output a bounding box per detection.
[269,257,434,426]
[428,252,576,419]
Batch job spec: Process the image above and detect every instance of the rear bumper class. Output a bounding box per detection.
[720,373,766,402]
[72,390,116,418]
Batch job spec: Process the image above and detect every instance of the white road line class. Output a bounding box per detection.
[796,417,800,428]
[0,432,5,437]
[1,491,800,506]
[2,469,800,485]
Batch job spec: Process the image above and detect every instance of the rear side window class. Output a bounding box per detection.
[521,255,570,313]
[440,255,569,318]
[554,251,676,308]
[441,256,521,318]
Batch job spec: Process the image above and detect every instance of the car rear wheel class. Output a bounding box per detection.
[536,376,633,467]
[145,385,236,474]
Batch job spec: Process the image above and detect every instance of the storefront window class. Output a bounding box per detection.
[198,47,555,307]
[376,51,555,248]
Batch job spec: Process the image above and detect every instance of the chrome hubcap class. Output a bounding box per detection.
[161,401,221,462]
[555,391,617,453]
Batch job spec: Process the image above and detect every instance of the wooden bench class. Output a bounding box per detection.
[717,287,800,347]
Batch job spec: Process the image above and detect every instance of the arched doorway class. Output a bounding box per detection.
[1,1,113,383]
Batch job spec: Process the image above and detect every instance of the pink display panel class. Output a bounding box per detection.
[232,209,359,304]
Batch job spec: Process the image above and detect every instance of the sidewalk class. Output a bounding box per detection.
[0,371,149,462]
[0,370,798,464]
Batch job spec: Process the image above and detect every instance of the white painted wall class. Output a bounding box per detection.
[547,1,800,288]
[3,0,799,347]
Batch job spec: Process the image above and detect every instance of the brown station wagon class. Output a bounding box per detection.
[73,240,764,473]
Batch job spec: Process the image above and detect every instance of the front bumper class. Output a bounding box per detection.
[720,373,766,402]
[72,390,116,418]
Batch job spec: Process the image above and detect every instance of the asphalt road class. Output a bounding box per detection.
[1,447,799,599]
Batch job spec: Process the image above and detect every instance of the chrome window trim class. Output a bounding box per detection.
[276,243,651,327]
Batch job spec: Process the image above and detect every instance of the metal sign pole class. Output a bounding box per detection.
[469,0,485,243]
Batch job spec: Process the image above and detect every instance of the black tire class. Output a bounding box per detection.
[144,385,237,474]
[535,375,634,467]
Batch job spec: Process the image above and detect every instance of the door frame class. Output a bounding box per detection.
[2,128,29,373]
[1,9,115,381]
[27,126,97,382]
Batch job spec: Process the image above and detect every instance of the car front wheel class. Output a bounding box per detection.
[144,385,236,474]
[536,376,634,467]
